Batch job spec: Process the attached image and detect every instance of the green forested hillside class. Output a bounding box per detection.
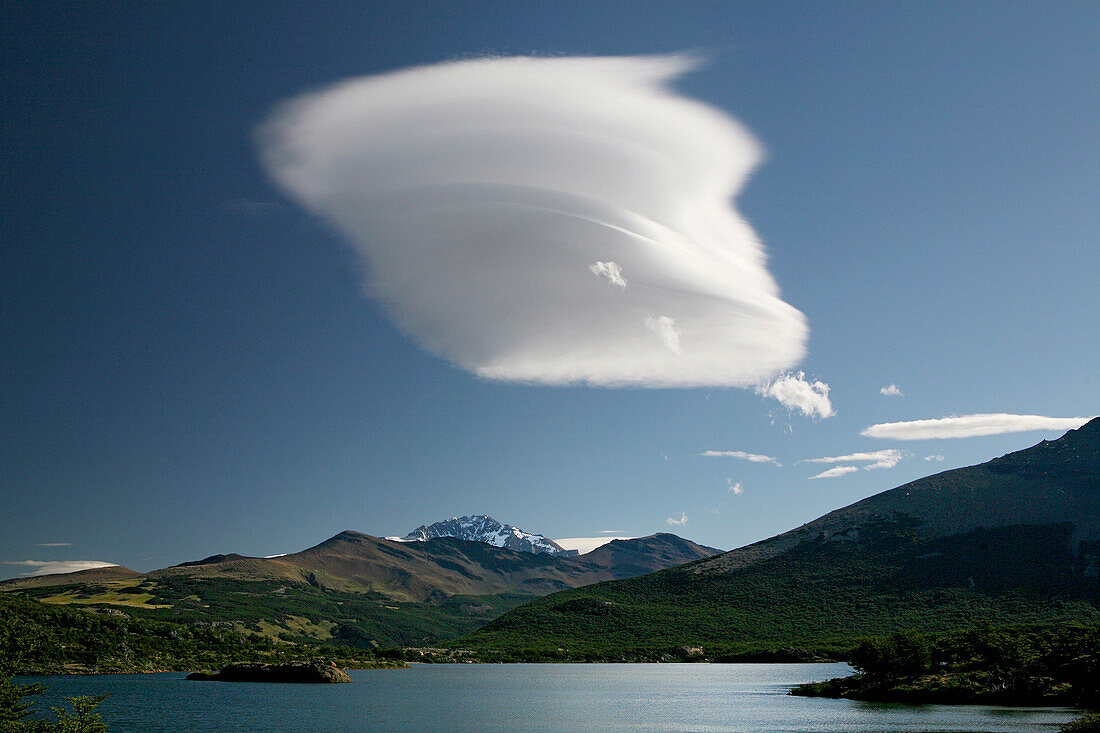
[460,522,1100,659]
[459,421,1100,659]
[8,575,531,655]
[0,593,398,674]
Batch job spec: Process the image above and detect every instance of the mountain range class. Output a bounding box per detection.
[463,417,1100,658]
[4,419,1097,659]
[1,526,718,647]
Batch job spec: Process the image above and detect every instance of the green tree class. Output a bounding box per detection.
[849,638,886,681]
[51,695,108,733]
[1,634,46,732]
[0,673,46,730]
[883,630,931,678]
[0,641,108,732]
[851,631,930,683]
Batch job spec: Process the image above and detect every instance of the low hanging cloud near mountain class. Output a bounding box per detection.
[260,54,809,387]
[666,512,689,526]
[862,413,1093,440]
[554,536,635,554]
[756,372,835,419]
[699,450,780,465]
[2,560,117,577]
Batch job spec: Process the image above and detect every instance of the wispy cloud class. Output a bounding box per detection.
[803,449,907,470]
[880,384,904,397]
[756,371,835,419]
[862,414,1093,440]
[260,54,809,387]
[699,450,780,465]
[924,454,945,462]
[588,260,627,288]
[36,542,73,547]
[666,512,688,526]
[598,529,625,534]
[727,479,744,495]
[2,560,117,578]
[808,466,859,479]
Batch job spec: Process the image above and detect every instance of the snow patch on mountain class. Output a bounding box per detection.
[401,515,579,556]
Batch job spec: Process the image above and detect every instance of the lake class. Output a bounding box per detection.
[19,663,1077,732]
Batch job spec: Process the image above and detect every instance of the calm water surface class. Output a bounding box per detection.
[21,663,1076,733]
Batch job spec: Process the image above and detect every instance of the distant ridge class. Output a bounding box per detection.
[175,553,250,567]
[0,565,141,589]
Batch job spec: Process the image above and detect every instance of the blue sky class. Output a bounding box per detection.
[2,1,1097,577]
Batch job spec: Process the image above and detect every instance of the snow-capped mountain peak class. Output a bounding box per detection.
[400,515,578,556]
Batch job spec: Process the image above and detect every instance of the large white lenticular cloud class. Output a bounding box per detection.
[259,55,808,387]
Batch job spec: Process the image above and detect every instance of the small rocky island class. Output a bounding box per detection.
[187,661,351,683]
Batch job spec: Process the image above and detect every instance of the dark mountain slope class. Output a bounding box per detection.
[703,418,1100,576]
[464,419,1100,658]
[583,533,720,576]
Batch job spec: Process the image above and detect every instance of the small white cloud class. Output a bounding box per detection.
[2,560,117,578]
[727,479,743,495]
[666,512,688,526]
[644,314,681,354]
[598,529,625,534]
[803,449,907,471]
[589,260,627,288]
[756,371,835,419]
[698,450,780,465]
[554,536,635,554]
[862,414,1093,440]
[924,454,945,462]
[880,384,904,397]
[808,466,859,479]
[36,542,73,547]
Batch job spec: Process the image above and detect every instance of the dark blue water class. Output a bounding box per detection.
[19,663,1076,732]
